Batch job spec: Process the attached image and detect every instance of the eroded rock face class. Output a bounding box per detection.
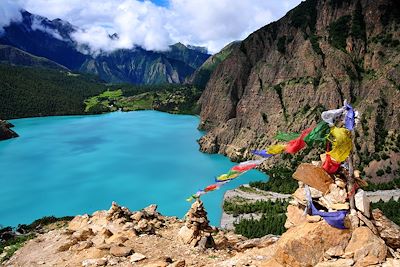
[372,209,400,249]
[197,0,400,180]
[273,221,351,267]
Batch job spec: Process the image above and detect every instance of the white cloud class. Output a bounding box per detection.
[3,0,302,53]
[0,0,23,34]
[31,16,64,40]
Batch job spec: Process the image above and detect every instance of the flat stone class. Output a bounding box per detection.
[82,258,107,267]
[357,211,378,235]
[330,203,349,210]
[130,253,146,263]
[354,189,370,218]
[315,259,354,267]
[110,245,133,257]
[292,163,334,194]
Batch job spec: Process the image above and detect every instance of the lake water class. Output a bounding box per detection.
[0,111,268,227]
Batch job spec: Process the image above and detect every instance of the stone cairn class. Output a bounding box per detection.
[178,200,216,249]
[283,161,400,265]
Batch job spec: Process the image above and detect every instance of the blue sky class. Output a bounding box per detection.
[1,0,302,53]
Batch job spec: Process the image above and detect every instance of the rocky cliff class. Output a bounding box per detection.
[198,0,400,182]
[0,120,18,140]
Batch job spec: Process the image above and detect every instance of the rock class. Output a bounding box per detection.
[168,260,185,267]
[335,179,346,189]
[273,221,351,267]
[72,240,94,251]
[348,209,359,229]
[382,259,400,267]
[110,245,133,257]
[130,253,147,263]
[357,211,378,235]
[69,215,90,231]
[82,258,108,267]
[325,245,345,258]
[345,226,387,265]
[145,260,169,267]
[72,228,95,241]
[329,203,349,210]
[292,163,334,194]
[354,189,371,218]
[101,229,113,238]
[57,239,78,252]
[197,235,216,250]
[322,184,347,205]
[178,225,195,244]
[372,209,400,249]
[315,259,354,267]
[284,205,307,229]
[131,212,143,221]
[235,235,279,251]
[143,204,158,216]
[306,215,322,223]
[0,119,18,140]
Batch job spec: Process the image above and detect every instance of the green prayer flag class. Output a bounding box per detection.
[304,121,330,146]
[274,131,300,141]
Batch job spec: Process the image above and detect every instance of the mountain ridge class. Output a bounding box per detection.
[0,10,210,85]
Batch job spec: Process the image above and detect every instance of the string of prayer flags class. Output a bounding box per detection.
[285,127,313,154]
[344,104,355,131]
[251,150,273,158]
[328,127,353,162]
[274,131,300,142]
[267,144,287,154]
[304,121,330,146]
[305,186,348,229]
[321,107,345,126]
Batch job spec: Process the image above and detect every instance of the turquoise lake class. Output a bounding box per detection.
[0,111,267,227]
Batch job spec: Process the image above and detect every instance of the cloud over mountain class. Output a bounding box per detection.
[2,0,301,53]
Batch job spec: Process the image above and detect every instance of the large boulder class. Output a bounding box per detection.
[292,164,334,194]
[272,221,351,267]
[372,209,400,249]
[344,226,387,266]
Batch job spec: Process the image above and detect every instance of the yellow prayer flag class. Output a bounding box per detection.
[328,127,352,162]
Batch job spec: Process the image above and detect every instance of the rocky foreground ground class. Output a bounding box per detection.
[2,195,400,267]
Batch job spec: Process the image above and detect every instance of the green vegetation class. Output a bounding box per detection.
[351,1,366,41]
[0,233,35,263]
[328,15,351,51]
[289,0,317,34]
[371,33,400,47]
[371,198,400,226]
[0,64,202,119]
[364,177,400,191]
[84,86,201,115]
[0,64,109,119]
[277,36,287,54]
[250,165,298,194]
[234,213,287,238]
[224,199,288,217]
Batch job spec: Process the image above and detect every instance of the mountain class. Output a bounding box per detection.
[79,43,209,84]
[0,45,68,70]
[0,11,87,70]
[198,0,400,182]
[0,11,210,84]
[187,41,241,89]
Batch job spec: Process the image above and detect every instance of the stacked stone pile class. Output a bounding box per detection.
[178,200,216,249]
[268,162,400,267]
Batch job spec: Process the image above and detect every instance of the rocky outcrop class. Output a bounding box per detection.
[372,208,400,249]
[198,0,400,181]
[0,119,18,140]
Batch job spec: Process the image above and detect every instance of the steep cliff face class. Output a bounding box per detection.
[198,0,400,181]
